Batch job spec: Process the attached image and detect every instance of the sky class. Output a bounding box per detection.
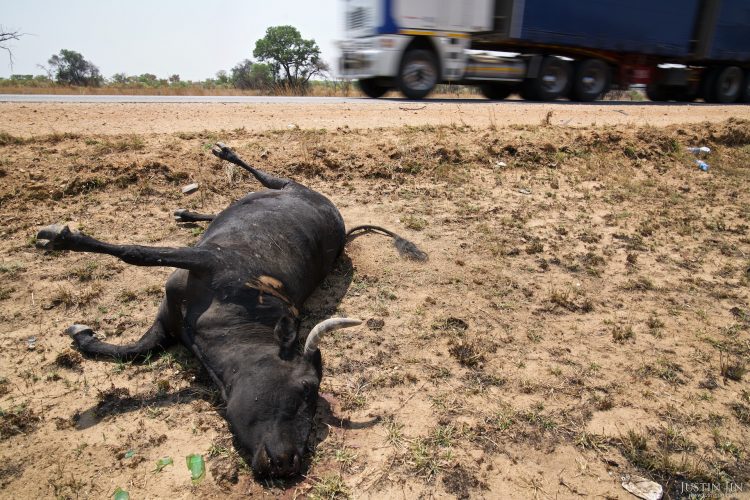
[0,0,344,80]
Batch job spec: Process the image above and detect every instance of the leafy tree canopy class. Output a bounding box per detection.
[48,49,102,86]
[230,59,273,90]
[253,26,328,90]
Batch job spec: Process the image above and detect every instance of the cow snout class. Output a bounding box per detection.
[252,445,302,477]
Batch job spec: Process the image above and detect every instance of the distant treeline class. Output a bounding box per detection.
[0,73,358,96]
[0,26,341,95]
[0,65,307,91]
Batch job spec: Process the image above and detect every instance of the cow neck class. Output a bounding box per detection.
[193,323,283,401]
[220,346,285,400]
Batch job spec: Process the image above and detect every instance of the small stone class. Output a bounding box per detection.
[366,318,385,331]
[621,475,663,500]
[181,183,199,195]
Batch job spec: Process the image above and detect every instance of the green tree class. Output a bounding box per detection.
[111,72,129,85]
[215,70,231,86]
[48,49,102,86]
[230,59,273,90]
[137,73,158,85]
[253,25,328,91]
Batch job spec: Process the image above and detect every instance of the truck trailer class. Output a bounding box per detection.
[338,0,750,103]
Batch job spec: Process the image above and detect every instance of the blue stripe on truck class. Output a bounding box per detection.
[377,0,399,34]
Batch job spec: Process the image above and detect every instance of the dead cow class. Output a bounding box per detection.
[36,143,426,477]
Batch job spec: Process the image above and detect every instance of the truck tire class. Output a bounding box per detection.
[479,82,514,100]
[743,70,750,103]
[358,78,389,99]
[398,49,439,100]
[571,59,611,102]
[530,56,572,101]
[710,66,744,104]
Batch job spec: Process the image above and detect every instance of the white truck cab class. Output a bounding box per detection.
[339,0,521,99]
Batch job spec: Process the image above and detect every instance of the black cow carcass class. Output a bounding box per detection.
[35,143,426,477]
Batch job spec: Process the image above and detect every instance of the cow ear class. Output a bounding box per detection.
[274,315,298,353]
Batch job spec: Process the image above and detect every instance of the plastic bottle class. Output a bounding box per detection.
[696,160,709,172]
[688,146,711,155]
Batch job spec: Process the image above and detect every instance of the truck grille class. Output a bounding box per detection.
[347,7,368,31]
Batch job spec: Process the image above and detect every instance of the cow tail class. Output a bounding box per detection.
[345,225,428,262]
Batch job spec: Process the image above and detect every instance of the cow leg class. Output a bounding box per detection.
[173,209,216,223]
[69,299,176,361]
[211,142,292,190]
[36,224,214,271]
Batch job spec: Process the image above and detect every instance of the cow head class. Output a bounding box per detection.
[225,316,361,477]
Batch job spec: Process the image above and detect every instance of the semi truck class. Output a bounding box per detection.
[338,0,750,103]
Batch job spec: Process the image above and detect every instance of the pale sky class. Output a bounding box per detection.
[0,0,343,80]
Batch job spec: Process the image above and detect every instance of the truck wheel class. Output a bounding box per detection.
[743,70,750,103]
[711,66,744,104]
[398,49,438,100]
[531,56,572,101]
[358,78,389,99]
[571,59,611,102]
[479,82,514,100]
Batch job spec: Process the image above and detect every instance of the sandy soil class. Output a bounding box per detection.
[0,107,749,499]
[2,101,750,137]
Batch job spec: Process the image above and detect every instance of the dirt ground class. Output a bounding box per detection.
[3,100,750,137]
[0,105,749,499]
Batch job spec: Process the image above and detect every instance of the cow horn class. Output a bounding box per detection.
[303,317,362,356]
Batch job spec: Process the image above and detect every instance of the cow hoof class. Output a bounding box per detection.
[173,209,188,222]
[36,224,71,250]
[66,324,96,349]
[211,142,235,161]
[66,324,93,336]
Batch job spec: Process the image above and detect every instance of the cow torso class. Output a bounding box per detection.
[162,182,345,392]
